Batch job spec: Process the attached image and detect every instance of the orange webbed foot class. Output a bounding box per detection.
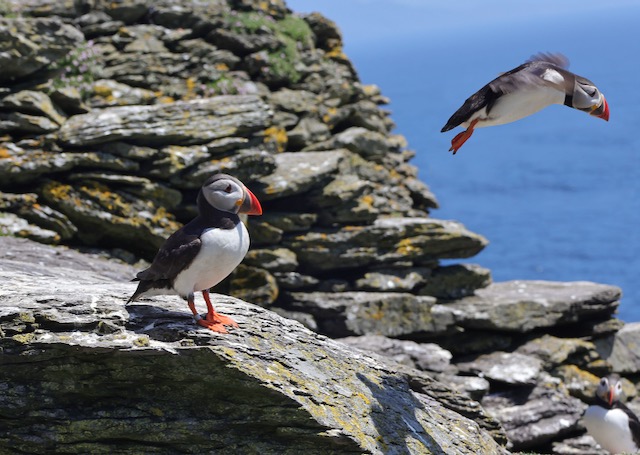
[196,317,230,333]
[204,310,238,328]
[448,119,478,154]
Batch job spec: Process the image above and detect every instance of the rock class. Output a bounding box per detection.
[482,373,586,451]
[286,292,456,338]
[0,143,139,186]
[553,365,601,401]
[308,173,378,225]
[446,280,621,333]
[286,218,487,273]
[552,434,608,455]
[269,88,318,114]
[0,191,77,240]
[273,272,319,291]
[89,79,157,107]
[339,335,453,373]
[0,17,84,82]
[287,116,331,150]
[243,247,298,272]
[49,87,89,115]
[39,179,181,258]
[0,212,60,244]
[256,212,317,233]
[457,352,543,386]
[595,322,640,374]
[256,150,344,201]
[302,12,343,51]
[515,334,600,370]
[418,263,492,300]
[0,90,67,125]
[66,173,183,209]
[355,268,429,293]
[0,238,507,455]
[0,111,60,135]
[57,95,272,146]
[435,374,491,402]
[229,265,279,306]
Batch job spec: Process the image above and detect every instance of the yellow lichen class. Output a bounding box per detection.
[0,148,10,159]
[263,126,288,153]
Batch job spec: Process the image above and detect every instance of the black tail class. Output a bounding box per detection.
[126,278,171,304]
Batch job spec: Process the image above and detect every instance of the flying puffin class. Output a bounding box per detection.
[441,53,610,154]
[583,375,640,454]
[127,173,263,333]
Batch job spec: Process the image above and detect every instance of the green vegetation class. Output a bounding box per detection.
[225,11,313,84]
[50,40,102,98]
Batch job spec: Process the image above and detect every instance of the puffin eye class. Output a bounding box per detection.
[224,184,232,193]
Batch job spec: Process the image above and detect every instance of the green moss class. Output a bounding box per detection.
[223,12,313,84]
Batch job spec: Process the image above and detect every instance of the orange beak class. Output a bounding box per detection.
[591,96,609,122]
[239,186,262,215]
[608,386,614,406]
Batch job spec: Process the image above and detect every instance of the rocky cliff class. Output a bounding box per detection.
[1,0,639,454]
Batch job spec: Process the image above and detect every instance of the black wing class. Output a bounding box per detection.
[128,225,202,302]
[615,401,640,448]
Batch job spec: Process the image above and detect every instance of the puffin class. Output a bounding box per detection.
[127,173,262,333]
[583,375,640,454]
[441,53,610,154]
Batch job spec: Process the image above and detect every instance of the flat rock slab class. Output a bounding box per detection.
[0,238,506,455]
[482,373,586,451]
[287,218,488,273]
[287,291,456,338]
[57,95,272,146]
[595,322,640,374]
[446,280,621,333]
[457,352,543,385]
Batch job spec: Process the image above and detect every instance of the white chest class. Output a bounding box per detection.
[584,405,638,454]
[172,222,250,297]
[466,86,565,129]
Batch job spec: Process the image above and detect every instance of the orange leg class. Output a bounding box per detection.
[186,291,238,333]
[449,119,479,154]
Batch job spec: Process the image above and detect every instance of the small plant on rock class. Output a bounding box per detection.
[49,40,102,99]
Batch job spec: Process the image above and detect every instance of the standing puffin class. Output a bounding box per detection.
[441,53,609,154]
[127,173,262,333]
[583,375,640,454]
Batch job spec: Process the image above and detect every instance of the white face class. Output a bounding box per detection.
[573,77,605,111]
[596,376,623,404]
[202,178,245,214]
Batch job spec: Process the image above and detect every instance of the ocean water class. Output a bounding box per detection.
[288,1,640,321]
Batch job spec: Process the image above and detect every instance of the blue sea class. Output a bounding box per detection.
[288,1,640,321]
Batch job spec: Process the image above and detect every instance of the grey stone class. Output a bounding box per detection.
[0,111,60,134]
[446,280,621,333]
[287,291,456,338]
[0,238,507,455]
[0,90,67,125]
[355,268,429,293]
[256,150,345,200]
[287,116,331,150]
[89,79,157,107]
[418,263,491,300]
[595,322,640,374]
[552,434,608,455]
[339,335,453,373]
[434,374,491,402]
[457,352,543,385]
[0,212,60,244]
[515,334,600,369]
[243,247,298,272]
[0,143,139,186]
[482,373,586,451]
[0,17,84,82]
[57,95,272,146]
[286,218,488,273]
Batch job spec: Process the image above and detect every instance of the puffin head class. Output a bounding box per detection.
[570,75,609,121]
[595,375,623,406]
[199,173,262,216]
